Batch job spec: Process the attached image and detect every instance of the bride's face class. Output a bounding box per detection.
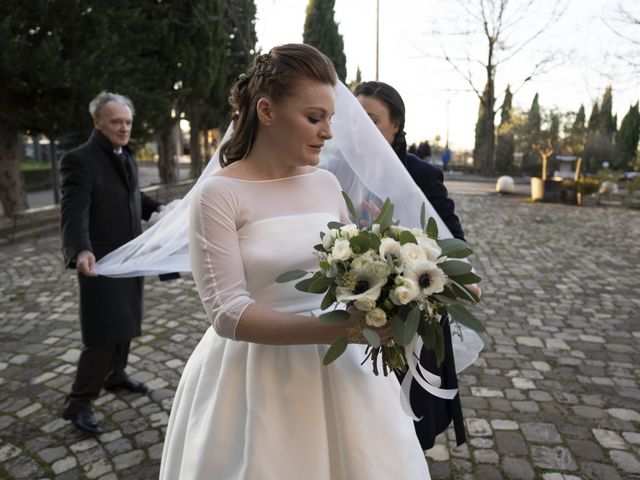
[357,95,399,145]
[267,78,335,166]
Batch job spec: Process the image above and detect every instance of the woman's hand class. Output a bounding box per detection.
[466,284,482,300]
[358,200,381,228]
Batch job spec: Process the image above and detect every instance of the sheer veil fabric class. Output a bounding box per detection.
[94,81,483,370]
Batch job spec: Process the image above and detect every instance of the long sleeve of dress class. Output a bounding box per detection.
[189,179,255,339]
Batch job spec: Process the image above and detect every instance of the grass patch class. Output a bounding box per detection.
[20,161,50,171]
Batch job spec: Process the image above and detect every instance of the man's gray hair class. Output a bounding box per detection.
[89,91,135,119]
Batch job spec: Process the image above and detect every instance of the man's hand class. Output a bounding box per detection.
[76,250,97,277]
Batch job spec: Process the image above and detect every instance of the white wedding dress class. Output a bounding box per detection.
[159,169,431,480]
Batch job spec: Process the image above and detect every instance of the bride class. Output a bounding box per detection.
[158,43,432,479]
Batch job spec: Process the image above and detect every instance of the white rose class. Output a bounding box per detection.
[341,224,359,238]
[400,243,427,266]
[332,238,353,261]
[371,223,381,235]
[416,236,442,262]
[379,237,401,259]
[322,229,339,250]
[369,261,392,281]
[390,225,409,237]
[354,297,376,312]
[351,251,375,271]
[389,277,420,305]
[365,308,388,327]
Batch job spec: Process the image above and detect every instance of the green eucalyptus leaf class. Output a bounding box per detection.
[376,198,394,234]
[433,293,455,305]
[437,238,472,258]
[447,303,486,332]
[323,336,348,365]
[403,306,422,345]
[389,315,405,345]
[328,221,345,230]
[320,285,336,310]
[342,191,359,223]
[399,230,417,245]
[362,328,381,348]
[446,247,474,259]
[439,260,473,277]
[295,277,315,292]
[314,243,325,252]
[308,275,331,294]
[276,270,308,283]
[449,272,482,285]
[319,310,351,325]
[420,203,426,231]
[426,217,438,239]
[421,321,436,350]
[367,232,381,251]
[349,234,371,254]
[449,279,479,303]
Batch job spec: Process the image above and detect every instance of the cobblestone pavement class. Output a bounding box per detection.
[1,188,639,480]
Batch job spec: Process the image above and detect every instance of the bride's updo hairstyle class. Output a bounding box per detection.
[354,81,408,161]
[220,43,337,167]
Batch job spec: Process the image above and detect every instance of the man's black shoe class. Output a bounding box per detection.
[105,379,149,393]
[63,411,103,435]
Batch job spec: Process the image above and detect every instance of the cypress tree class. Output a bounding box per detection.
[303,0,347,82]
[616,102,640,171]
[495,85,515,173]
[566,104,586,156]
[587,102,600,133]
[528,93,542,134]
[598,85,616,138]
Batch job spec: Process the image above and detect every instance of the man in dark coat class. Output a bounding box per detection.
[60,91,162,434]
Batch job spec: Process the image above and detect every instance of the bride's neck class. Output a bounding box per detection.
[240,135,304,180]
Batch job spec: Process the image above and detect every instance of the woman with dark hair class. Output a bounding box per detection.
[159,45,432,479]
[355,80,473,450]
[355,81,465,240]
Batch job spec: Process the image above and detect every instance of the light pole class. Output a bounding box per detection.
[375,0,379,81]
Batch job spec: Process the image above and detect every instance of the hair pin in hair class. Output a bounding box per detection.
[238,73,249,81]
[256,53,271,66]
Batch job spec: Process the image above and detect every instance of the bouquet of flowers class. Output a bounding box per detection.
[277,193,486,375]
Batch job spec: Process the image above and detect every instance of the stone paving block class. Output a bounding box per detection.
[52,455,77,474]
[502,456,535,480]
[491,419,519,430]
[83,458,112,479]
[521,422,562,443]
[113,449,145,471]
[531,445,577,471]
[607,407,640,422]
[581,461,622,480]
[426,444,450,462]
[609,450,640,474]
[592,428,627,449]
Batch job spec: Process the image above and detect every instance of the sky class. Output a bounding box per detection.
[254,0,640,150]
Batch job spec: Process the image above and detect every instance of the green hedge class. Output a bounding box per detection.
[22,169,52,192]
